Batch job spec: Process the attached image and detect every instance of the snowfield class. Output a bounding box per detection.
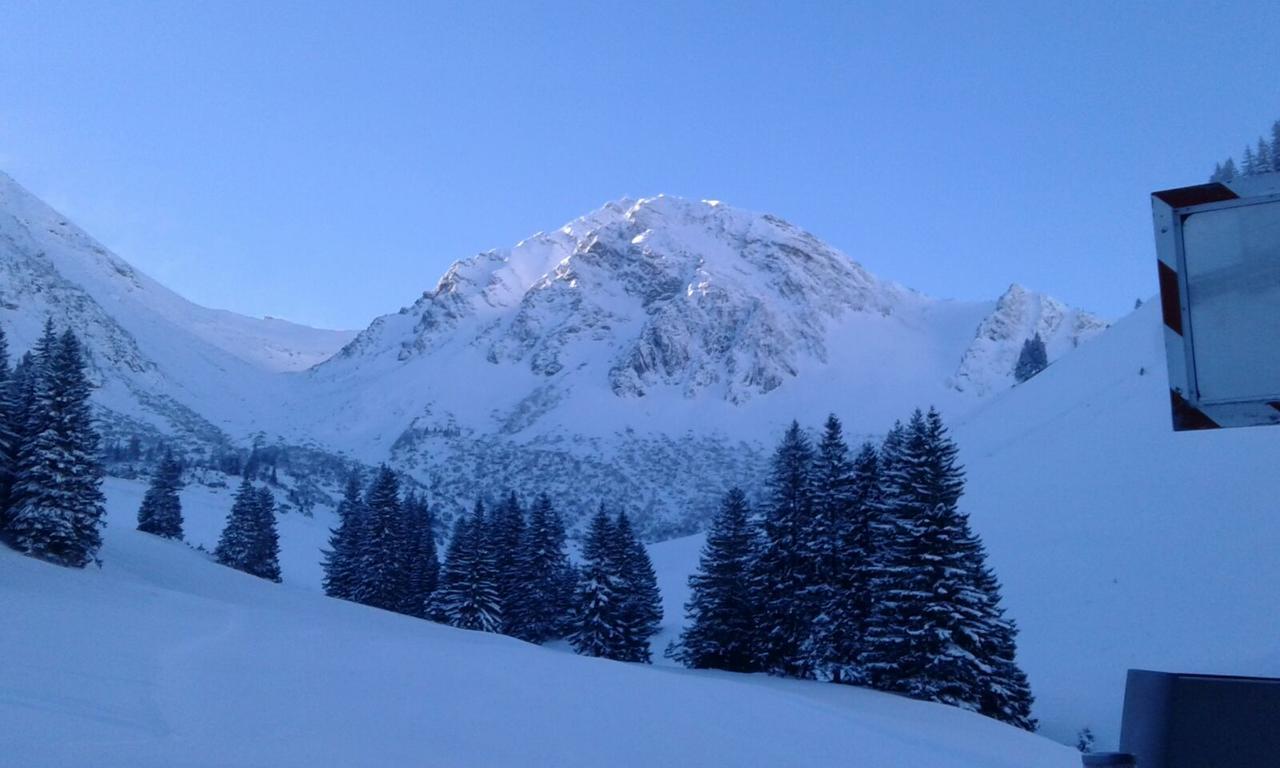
[1,488,1077,767]
[651,301,1280,752]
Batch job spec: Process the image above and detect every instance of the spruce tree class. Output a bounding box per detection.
[752,420,818,678]
[670,487,758,672]
[399,491,439,618]
[0,324,12,527]
[1243,144,1257,176]
[353,466,408,612]
[434,500,502,632]
[1013,333,1048,383]
[3,351,35,532]
[215,478,281,582]
[507,492,574,643]
[1257,138,1273,175]
[489,490,526,633]
[859,420,915,688]
[863,410,1002,712]
[8,325,106,567]
[1271,120,1280,173]
[807,415,863,682]
[612,510,662,663]
[136,452,184,539]
[1221,157,1238,181]
[250,486,282,582]
[830,440,885,684]
[321,471,365,601]
[570,505,623,659]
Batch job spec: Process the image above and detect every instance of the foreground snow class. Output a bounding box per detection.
[1,494,1075,767]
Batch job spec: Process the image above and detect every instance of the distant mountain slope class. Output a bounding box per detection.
[0,171,353,444]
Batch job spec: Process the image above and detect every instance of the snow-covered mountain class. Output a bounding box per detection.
[296,195,1105,534]
[0,175,1104,536]
[0,172,354,450]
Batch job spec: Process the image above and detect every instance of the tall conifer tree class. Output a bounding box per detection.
[399,491,439,618]
[490,490,526,632]
[670,487,758,671]
[612,510,662,663]
[136,452,184,539]
[434,500,502,632]
[507,492,574,643]
[752,421,818,677]
[353,466,408,612]
[570,505,623,658]
[321,471,365,600]
[8,325,106,567]
[215,478,280,582]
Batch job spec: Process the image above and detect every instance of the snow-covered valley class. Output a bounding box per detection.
[1,485,1076,767]
[3,168,1279,762]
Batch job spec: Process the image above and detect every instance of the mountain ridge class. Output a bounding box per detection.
[0,175,1106,537]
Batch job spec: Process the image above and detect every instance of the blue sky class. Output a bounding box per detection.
[2,1,1278,329]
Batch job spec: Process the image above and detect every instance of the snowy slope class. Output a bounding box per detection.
[0,172,353,444]
[0,490,1077,767]
[954,300,1280,749]
[648,301,1280,751]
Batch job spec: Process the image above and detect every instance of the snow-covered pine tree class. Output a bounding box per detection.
[353,466,409,612]
[489,490,526,634]
[3,352,36,527]
[136,451,184,540]
[824,440,884,685]
[215,478,275,580]
[858,419,916,689]
[807,415,861,682]
[1272,120,1280,173]
[506,492,574,643]
[1257,138,1274,176]
[399,491,439,619]
[669,487,759,672]
[1013,333,1048,383]
[612,510,662,663]
[915,419,1036,724]
[570,505,624,659]
[250,486,282,582]
[321,471,365,601]
[1243,144,1258,176]
[901,408,993,710]
[1221,156,1238,181]
[0,324,13,528]
[434,500,502,632]
[7,325,106,567]
[752,420,818,678]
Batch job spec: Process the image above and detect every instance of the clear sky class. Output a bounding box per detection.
[2,1,1278,329]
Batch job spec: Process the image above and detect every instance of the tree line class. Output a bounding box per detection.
[1210,119,1280,181]
[668,409,1037,731]
[320,466,662,662]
